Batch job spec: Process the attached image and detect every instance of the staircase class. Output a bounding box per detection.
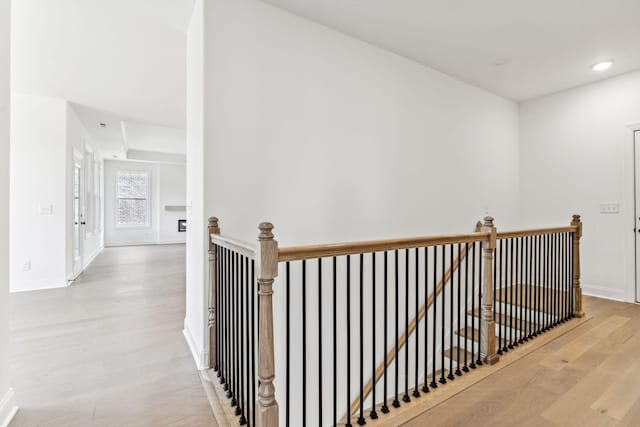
[205,214,585,426]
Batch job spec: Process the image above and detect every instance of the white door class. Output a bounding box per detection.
[635,131,640,302]
[72,159,84,277]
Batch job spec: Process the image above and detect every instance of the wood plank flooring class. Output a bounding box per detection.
[404,296,640,427]
[8,245,218,427]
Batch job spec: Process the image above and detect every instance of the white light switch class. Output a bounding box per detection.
[600,203,620,214]
[38,204,53,215]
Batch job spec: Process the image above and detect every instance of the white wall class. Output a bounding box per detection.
[10,94,104,292]
[185,0,207,370]
[200,0,520,246]
[10,93,68,291]
[185,0,521,385]
[159,163,188,243]
[104,160,186,246]
[66,103,104,275]
[520,70,640,302]
[0,0,18,422]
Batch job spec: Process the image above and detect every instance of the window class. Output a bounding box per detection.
[116,171,150,227]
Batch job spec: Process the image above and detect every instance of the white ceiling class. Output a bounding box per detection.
[71,103,185,160]
[12,0,194,133]
[262,0,640,101]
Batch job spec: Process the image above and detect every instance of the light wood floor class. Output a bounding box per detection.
[405,296,640,427]
[9,245,218,427]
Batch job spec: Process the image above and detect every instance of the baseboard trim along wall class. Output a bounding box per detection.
[10,277,68,293]
[83,245,104,270]
[582,283,626,302]
[183,320,209,371]
[0,388,18,427]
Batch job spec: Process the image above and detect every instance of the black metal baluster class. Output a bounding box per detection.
[470,243,477,369]
[403,249,411,403]
[497,240,503,354]
[233,253,239,410]
[218,248,225,384]
[525,236,533,341]
[333,257,337,426]
[302,260,307,426]
[239,256,246,423]
[565,233,571,320]
[456,244,462,377]
[346,255,353,426]
[518,237,524,345]
[285,262,290,427]
[514,238,520,346]
[371,253,379,419]
[393,250,401,407]
[440,245,446,384]
[431,246,439,386]
[533,236,540,337]
[225,249,231,394]
[564,233,569,321]
[552,234,557,328]
[545,234,551,331]
[318,258,323,426]
[448,245,455,381]
[463,243,469,372]
[221,248,226,388]
[555,234,560,325]
[422,247,430,392]
[358,254,365,425]
[509,239,514,349]
[571,233,575,318]
[381,252,390,413]
[215,245,220,375]
[476,242,483,366]
[251,259,256,427]
[413,248,420,398]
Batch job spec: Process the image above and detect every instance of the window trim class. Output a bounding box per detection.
[115,170,151,229]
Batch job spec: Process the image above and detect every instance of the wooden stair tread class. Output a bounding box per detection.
[495,284,571,313]
[456,327,498,340]
[444,347,474,363]
[469,308,540,332]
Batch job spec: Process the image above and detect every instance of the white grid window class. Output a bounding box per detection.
[116,171,150,227]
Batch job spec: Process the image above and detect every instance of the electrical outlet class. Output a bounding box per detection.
[38,204,53,215]
[22,260,31,271]
[600,203,620,214]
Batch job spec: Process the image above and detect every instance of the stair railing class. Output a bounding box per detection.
[206,215,583,427]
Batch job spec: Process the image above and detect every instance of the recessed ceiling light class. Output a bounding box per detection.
[592,61,613,72]
[113,155,118,159]
[492,58,508,66]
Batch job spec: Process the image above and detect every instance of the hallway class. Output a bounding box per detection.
[8,245,217,427]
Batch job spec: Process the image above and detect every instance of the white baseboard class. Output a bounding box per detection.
[105,241,186,247]
[183,320,209,371]
[582,283,626,302]
[0,388,18,427]
[10,277,68,293]
[83,245,104,270]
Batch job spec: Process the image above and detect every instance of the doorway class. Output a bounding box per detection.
[71,153,84,278]
[635,130,640,302]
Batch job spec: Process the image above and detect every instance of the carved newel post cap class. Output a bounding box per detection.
[208,217,219,227]
[572,214,581,222]
[483,216,494,227]
[259,222,274,240]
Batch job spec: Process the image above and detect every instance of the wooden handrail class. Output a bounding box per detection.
[211,234,256,258]
[278,232,489,262]
[497,225,577,239]
[348,223,481,417]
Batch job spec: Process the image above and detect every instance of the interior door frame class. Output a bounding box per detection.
[71,150,84,279]
[634,130,640,303]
